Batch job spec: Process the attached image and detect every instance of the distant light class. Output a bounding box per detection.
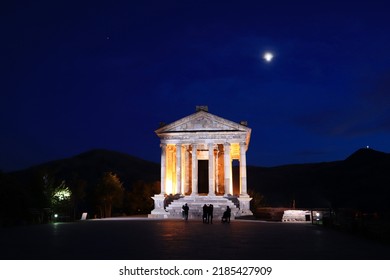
[366,145,370,149]
[54,188,71,201]
[316,212,320,217]
[54,214,58,218]
[263,52,274,62]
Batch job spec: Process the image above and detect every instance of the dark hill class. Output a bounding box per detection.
[248,148,390,211]
[9,149,160,191]
[345,148,390,164]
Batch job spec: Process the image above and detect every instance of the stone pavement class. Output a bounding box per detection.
[0,218,389,260]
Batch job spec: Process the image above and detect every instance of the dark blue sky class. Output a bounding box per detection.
[2,0,390,171]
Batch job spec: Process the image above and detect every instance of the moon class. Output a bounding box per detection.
[263,52,274,62]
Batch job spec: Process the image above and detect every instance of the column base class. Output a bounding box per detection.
[148,210,170,219]
[149,194,170,219]
[237,195,253,217]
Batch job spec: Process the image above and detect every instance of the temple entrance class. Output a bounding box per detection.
[198,160,209,194]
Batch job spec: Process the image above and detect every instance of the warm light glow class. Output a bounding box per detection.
[230,143,240,160]
[263,52,274,62]
[165,144,175,195]
[165,178,173,195]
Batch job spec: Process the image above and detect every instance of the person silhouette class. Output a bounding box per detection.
[182,203,189,221]
[208,204,214,224]
[202,204,208,223]
[222,206,231,223]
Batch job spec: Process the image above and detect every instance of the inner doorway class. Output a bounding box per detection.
[198,160,209,194]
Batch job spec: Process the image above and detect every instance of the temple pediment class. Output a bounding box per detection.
[156,110,251,134]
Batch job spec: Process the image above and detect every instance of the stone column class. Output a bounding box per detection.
[148,143,170,219]
[160,143,167,195]
[237,141,253,216]
[215,148,219,194]
[167,146,173,194]
[184,145,190,195]
[239,142,247,195]
[208,143,215,196]
[191,143,198,196]
[175,144,182,195]
[223,142,232,196]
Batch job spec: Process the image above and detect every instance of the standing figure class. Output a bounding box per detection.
[182,203,189,221]
[208,204,214,224]
[202,204,208,223]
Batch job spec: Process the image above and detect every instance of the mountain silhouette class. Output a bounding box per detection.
[6,147,390,213]
[248,148,390,211]
[9,149,160,191]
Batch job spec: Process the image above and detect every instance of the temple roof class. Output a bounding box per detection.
[155,109,251,146]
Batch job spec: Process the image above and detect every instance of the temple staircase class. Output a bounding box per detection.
[165,195,239,220]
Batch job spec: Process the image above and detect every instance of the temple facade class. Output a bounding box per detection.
[149,106,253,219]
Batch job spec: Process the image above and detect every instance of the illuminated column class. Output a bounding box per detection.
[149,143,170,218]
[160,143,167,194]
[167,146,174,194]
[237,141,252,216]
[215,148,219,194]
[184,145,190,195]
[181,145,186,194]
[175,144,182,195]
[208,143,215,196]
[239,142,247,195]
[191,143,198,196]
[223,142,232,196]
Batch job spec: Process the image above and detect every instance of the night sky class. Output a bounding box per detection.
[2,1,390,172]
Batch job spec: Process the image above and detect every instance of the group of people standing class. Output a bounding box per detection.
[202,204,214,224]
[181,203,231,223]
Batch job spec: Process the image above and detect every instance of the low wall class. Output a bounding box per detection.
[254,207,288,221]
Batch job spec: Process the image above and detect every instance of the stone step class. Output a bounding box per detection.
[166,196,237,220]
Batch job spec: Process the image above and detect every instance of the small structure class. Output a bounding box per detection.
[282,210,311,222]
[149,106,253,219]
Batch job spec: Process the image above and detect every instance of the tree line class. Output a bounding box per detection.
[1,169,265,227]
[0,170,160,226]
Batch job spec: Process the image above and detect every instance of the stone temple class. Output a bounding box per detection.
[149,106,252,219]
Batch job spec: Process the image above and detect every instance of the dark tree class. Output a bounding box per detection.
[248,188,266,212]
[95,172,124,218]
[0,171,29,226]
[124,180,160,215]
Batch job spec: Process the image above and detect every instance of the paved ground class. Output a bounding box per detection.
[0,218,389,260]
